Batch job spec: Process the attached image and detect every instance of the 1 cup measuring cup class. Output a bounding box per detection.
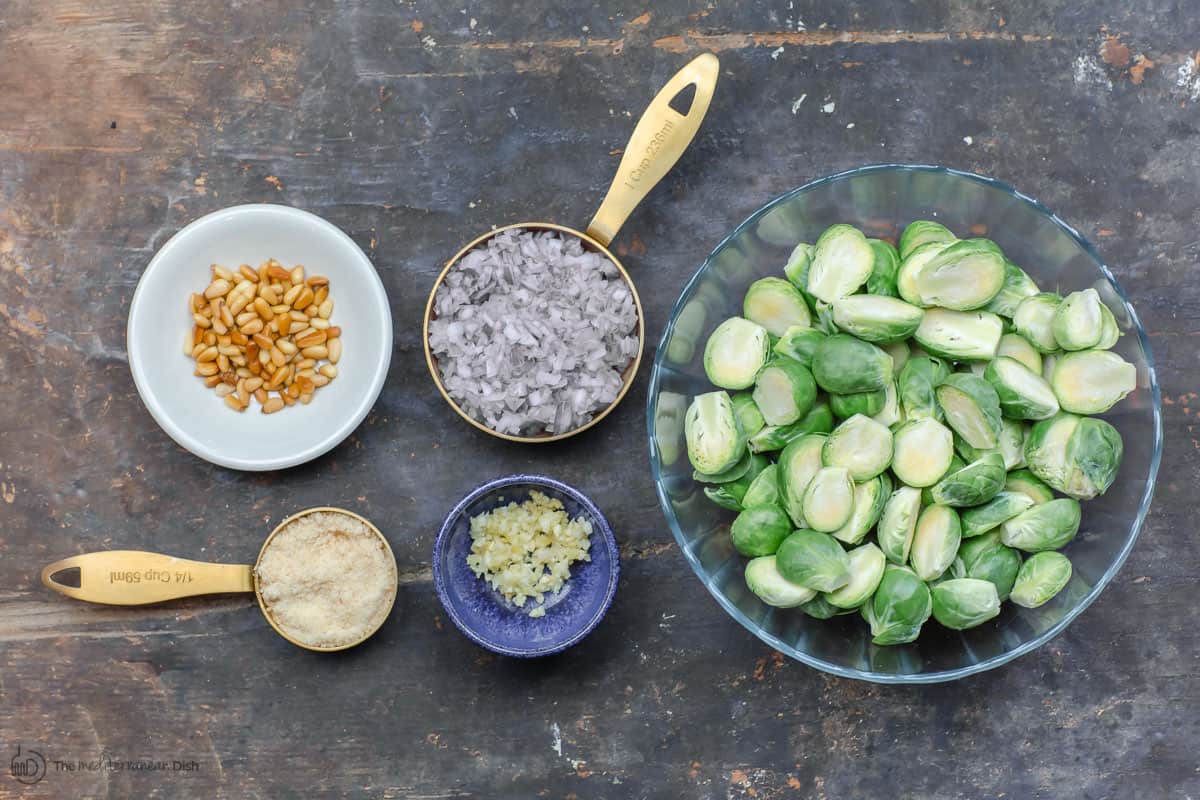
[40,507,397,652]
[423,52,720,444]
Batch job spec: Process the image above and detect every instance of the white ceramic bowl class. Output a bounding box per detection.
[128,205,392,470]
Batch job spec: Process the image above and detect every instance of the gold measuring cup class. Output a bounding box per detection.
[40,507,397,652]
[423,52,720,444]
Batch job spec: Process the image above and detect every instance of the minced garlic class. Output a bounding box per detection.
[466,491,592,616]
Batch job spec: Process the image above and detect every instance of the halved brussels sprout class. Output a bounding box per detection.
[830,389,887,419]
[703,317,771,389]
[1004,468,1055,505]
[823,414,894,481]
[999,497,1082,552]
[685,391,745,475]
[1050,349,1136,414]
[898,356,951,420]
[801,466,856,532]
[996,333,1043,375]
[752,357,817,426]
[811,334,893,395]
[693,447,758,484]
[897,241,953,306]
[884,340,910,376]
[957,531,1022,601]
[909,504,962,581]
[961,491,1036,538]
[931,578,1001,630]
[1041,351,1060,384]
[833,473,891,545]
[703,485,744,512]
[984,260,1041,317]
[801,594,857,619]
[898,220,956,260]
[877,486,923,564]
[831,296,924,343]
[742,463,782,509]
[743,277,812,336]
[775,528,852,592]
[1095,302,1120,349]
[744,555,817,607]
[731,504,794,557]
[912,238,1006,310]
[983,357,1060,420]
[1009,551,1072,608]
[1013,293,1062,353]
[1025,413,1123,499]
[777,433,828,526]
[773,325,825,367]
[997,418,1029,470]
[871,379,904,427]
[1052,289,1104,351]
[730,392,766,438]
[653,390,688,466]
[783,242,815,294]
[866,239,901,297]
[915,308,1004,362]
[935,373,1003,449]
[929,452,1006,507]
[864,565,932,645]
[826,543,887,608]
[891,417,955,487]
[807,224,875,303]
[748,401,834,453]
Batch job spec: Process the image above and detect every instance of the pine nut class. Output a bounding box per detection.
[283,285,303,306]
[270,347,286,367]
[254,297,275,321]
[259,284,279,305]
[307,276,329,287]
[213,264,234,281]
[244,377,264,392]
[267,264,291,281]
[254,388,269,404]
[231,330,248,346]
[319,364,338,379]
[301,345,328,359]
[311,375,330,387]
[224,394,246,412]
[293,287,314,310]
[240,318,265,335]
[183,329,195,356]
[193,313,212,329]
[217,354,230,372]
[309,318,330,330]
[196,362,219,377]
[328,337,341,364]
[277,339,297,355]
[318,299,334,319]
[239,264,259,282]
[204,374,223,387]
[204,279,230,299]
[203,330,217,346]
[262,397,285,414]
[299,392,313,405]
[214,383,235,398]
[197,346,219,363]
[290,266,304,284]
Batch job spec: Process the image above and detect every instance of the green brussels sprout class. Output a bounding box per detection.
[891,417,955,487]
[775,529,852,592]
[871,378,904,427]
[1052,288,1104,351]
[830,389,887,419]
[999,497,1082,552]
[752,357,817,426]
[807,224,875,303]
[996,418,1029,470]
[931,578,1001,630]
[1004,468,1055,505]
[898,355,951,420]
[1013,293,1062,353]
[935,373,1003,449]
[731,504,794,557]
[773,325,825,367]
[984,260,1041,317]
[801,466,856,532]
[864,565,932,645]
[877,486,923,564]
[777,433,828,526]
[1041,351,1060,384]
[800,594,857,619]
[1095,302,1120,349]
[983,356,1060,420]
[730,392,766,438]
[741,463,782,509]
[996,332,1043,374]
[703,485,744,512]
[744,555,817,607]
[884,340,910,376]
[823,414,894,481]
[899,220,956,261]
[929,452,1006,507]
[912,238,1007,310]
[811,334,893,394]
[685,391,746,475]
[1025,413,1123,499]
[743,277,812,336]
[961,491,1036,538]
[826,543,887,608]
[909,504,962,581]
[1010,551,1073,608]
[703,317,771,389]
[1050,349,1136,414]
[832,473,891,545]
[914,308,1004,362]
[653,390,688,466]
[748,401,834,453]
[897,241,953,306]
[866,238,901,297]
[693,447,759,484]
[831,296,924,343]
[957,531,1022,601]
[783,242,818,307]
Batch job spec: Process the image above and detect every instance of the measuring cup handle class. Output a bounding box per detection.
[41,550,254,606]
[585,52,720,248]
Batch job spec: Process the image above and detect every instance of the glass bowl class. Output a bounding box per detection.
[646,164,1162,683]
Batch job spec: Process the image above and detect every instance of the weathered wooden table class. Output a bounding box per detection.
[2,2,1197,797]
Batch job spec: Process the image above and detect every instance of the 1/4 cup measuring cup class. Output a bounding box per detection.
[40,506,397,652]
[423,52,720,443]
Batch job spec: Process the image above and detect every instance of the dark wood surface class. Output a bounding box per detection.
[2,2,1198,797]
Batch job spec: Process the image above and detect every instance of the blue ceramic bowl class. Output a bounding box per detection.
[433,475,620,657]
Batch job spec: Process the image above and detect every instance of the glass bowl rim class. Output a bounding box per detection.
[646,163,1163,684]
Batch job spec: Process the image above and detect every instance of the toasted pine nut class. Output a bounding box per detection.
[295,329,326,348]
[311,374,330,387]
[213,264,234,281]
[236,367,253,378]
[239,264,259,281]
[320,364,338,379]
[204,374,223,387]
[196,346,219,363]
[301,345,328,359]
[308,275,329,287]
[196,362,219,377]
[309,318,330,330]
[183,329,195,356]
[281,391,296,406]
[237,383,250,406]
[318,299,333,319]
[328,337,342,364]
[254,297,275,321]
[240,318,265,335]
[277,315,292,335]
[219,303,235,330]
[204,279,231,299]
[293,287,314,310]
[249,360,262,376]
[287,382,301,399]
[214,383,235,397]
[267,264,290,281]
[224,394,246,412]
[230,330,248,346]
[295,358,316,370]
[262,397,285,414]
[254,388,269,404]
[228,290,252,316]
[277,339,298,355]
[190,293,205,313]
[283,285,303,306]
[244,377,264,392]
[203,330,217,346]
[270,347,286,367]
[217,354,231,372]
[290,266,305,284]
[193,313,212,329]
[300,392,313,405]
[267,365,289,389]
